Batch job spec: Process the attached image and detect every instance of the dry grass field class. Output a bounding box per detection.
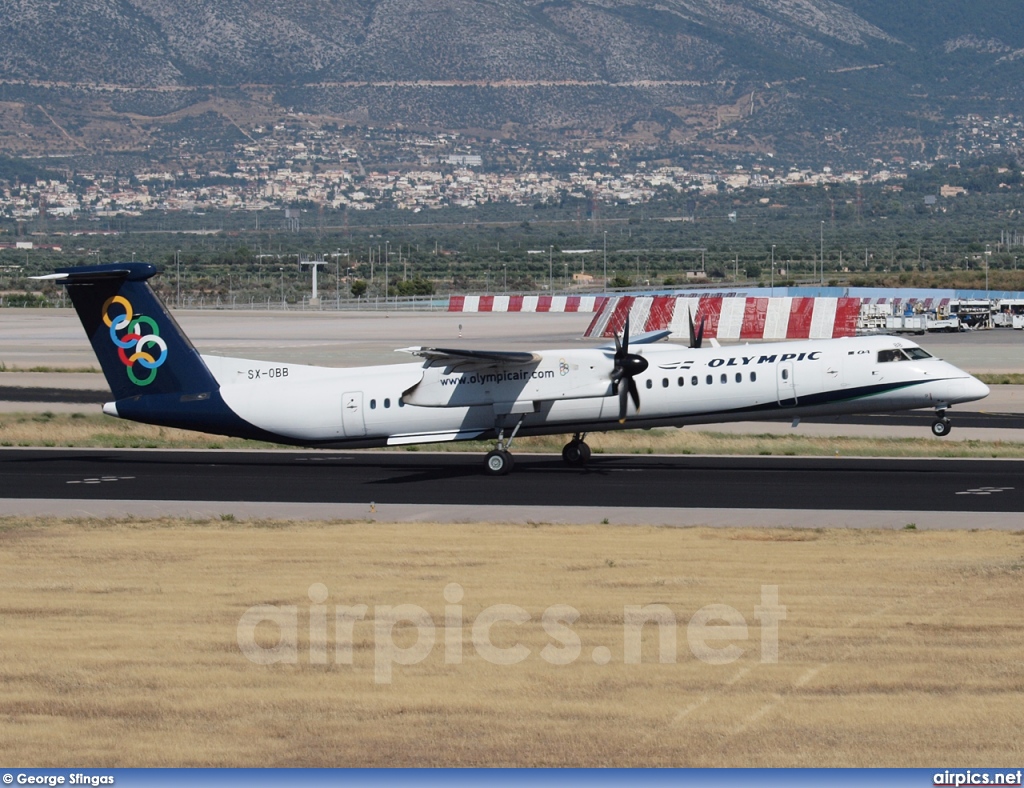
[1,517,1023,767]
[3,412,1024,458]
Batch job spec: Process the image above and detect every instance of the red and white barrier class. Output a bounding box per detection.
[448,294,605,313]
[443,293,862,342]
[584,295,862,342]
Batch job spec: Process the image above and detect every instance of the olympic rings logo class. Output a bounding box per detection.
[102,295,168,387]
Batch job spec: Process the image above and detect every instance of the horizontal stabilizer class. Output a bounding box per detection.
[398,346,541,367]
[32,263,157,283]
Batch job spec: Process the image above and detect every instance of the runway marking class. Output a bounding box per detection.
[66,476,135,485]
[955,486,1014,495]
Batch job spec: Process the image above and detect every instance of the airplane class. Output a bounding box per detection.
[40,262,991,475]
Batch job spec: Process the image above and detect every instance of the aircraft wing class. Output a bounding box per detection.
[397,346,542,368]
[595,329,671,349]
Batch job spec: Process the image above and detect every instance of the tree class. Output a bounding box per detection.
[394,277,435,296]
[350,279,367,298]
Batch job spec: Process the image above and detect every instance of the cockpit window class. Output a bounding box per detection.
[904,347,932,360]
[878,349,908,363]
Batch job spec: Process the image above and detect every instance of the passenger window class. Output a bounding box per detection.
[662,378,669,388]
[721,373,727,384]
[751,371,757,382]
[399,398,405,407]
[370,399,377,409]
[678,377,684,387]
[706,375,713,385]
[384,398,391,408]
[781,369,789,380]
[692,376,698,386]
[646,379,653,389]
[735,373,742,383]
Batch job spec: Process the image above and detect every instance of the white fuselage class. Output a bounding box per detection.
[175,335,988,449]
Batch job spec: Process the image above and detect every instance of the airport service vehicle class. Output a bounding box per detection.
[927,316,961,333]
[994,300,1024,329]
[44,263,990,475]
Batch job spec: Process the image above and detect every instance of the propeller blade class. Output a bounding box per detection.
[609,314,647,422]
[688,307,705,349]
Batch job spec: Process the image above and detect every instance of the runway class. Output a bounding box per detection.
[2,309,1022,528]
[2,448,1021,528]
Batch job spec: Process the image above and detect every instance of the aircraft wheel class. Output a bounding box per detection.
[562,440,591,466]
[485,449,514,475]
[931,418,952,437]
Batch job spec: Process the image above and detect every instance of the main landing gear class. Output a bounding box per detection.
[483,425,593,476]
[485,448,514,475]
[561,433,591,466]
[484,416,524,476]
[931,408,953,437]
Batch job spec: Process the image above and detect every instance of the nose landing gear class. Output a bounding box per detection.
[931,409,952,437]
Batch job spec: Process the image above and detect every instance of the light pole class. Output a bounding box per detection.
[549,245,553,292]
[985,244,991,300]
[771,245,775,296]
[820,220,824,286]
[279,268,285,308]
[334,250,340,308]
[503,263,507,293]
[175,249,181,308]
[603,231,608,289]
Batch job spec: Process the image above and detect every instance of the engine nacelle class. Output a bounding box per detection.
[403,349,613,407]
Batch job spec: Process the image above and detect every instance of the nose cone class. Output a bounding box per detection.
[963,375,990,403]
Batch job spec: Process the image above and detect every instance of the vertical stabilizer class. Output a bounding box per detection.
[51,263,219,401]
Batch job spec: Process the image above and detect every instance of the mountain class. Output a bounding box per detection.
[2,0,1023,164]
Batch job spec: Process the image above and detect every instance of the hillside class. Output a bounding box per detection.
[1,0,1023,163]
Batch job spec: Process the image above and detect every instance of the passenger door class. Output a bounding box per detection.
[342,391,366,437]
[776,362,797,407]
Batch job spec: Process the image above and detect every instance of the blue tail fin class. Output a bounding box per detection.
[55,262,219,401]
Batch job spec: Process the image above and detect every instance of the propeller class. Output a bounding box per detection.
[688,306,705,349]
[610,315,649,423]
